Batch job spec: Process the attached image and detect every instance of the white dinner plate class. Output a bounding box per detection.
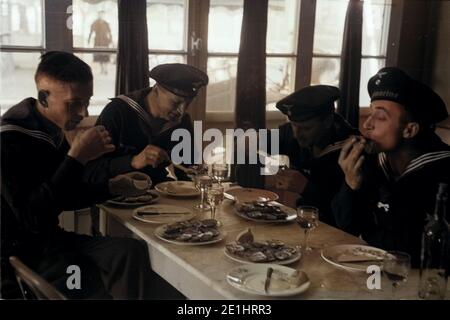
[155,181,200,198]
[321,244,387,272]
[224,188,279,203]
[132,204,196,224]
[226,264,310,297]
[105,190,160,207]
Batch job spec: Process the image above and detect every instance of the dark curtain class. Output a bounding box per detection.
[115,0,149,95]
[233,0,268,188]
[337,0,363,128]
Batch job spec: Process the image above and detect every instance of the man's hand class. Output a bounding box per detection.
[131,144,170,169]
[338,136,366,191]
[68,126,115,165]
[108,172,152,197]
[272,169,308,193]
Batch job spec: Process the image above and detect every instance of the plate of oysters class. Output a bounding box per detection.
[107,189,160,207]
[225,229,301,265]
[155,218,226,245]
[233,201,297,223]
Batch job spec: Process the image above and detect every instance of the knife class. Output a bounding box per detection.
[264,267,274,293]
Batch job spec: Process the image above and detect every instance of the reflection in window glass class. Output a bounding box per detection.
[314,0,348,55]
[267,0,300,54]
[208,0,243,53]
[362,0,391,56]
[360,58,384,107]
[206,57,238,112]
[76,53,117,115]
[0,51,41,113]
[266,57,296,110]
[149,54,186,86]
[73,0,118,49]
[147,0,186,50]
[0,0,43,46]
[311,57,340,87]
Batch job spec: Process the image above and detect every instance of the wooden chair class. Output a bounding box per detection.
[9,256,67,300]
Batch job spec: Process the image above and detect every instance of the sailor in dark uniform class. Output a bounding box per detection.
[333,67,450,266]
[84,63,208,185]
[270,85,359,226]
[1,52,153,299]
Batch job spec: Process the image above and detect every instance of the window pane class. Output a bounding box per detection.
[206,57,238,112]
[266,57,296,110]
[147,0,187,50]
[313,0,348,55]
[0,0,43,46]
[267,0,300,54]
[149,54,186,86]
[311,57,340,86]
[75,53,117,116]
[360,58,385,107]
[0,51,41,113]
[73,0,118,49]
[362,0,391,56]
[208,0,243,53]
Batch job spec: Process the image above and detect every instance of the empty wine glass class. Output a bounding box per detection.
[207,185,224,222]
[193,174,212,211]
[383,251,411,299]
[211,163,229,187]
[296,206,319,254]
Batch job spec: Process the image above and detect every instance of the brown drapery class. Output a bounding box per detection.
[234,0,268,130]
[337,0,363,127]
[115,0,149,95]
[233,0,268,188]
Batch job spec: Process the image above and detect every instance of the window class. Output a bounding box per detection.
[206,0,243,113]
[0,0,44,114]
[266,0,300,111]
[360,0,391,106]
[72,0,118,115]
[147,0,188,86]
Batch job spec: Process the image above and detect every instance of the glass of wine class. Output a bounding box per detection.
[206,185,224,222]
[296,206,319,254]
[193,174,213,211]
[383,251,411,299]
[211,163,229,187]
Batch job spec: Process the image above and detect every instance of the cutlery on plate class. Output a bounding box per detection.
[136,211,190,216]
[264,267,274,293]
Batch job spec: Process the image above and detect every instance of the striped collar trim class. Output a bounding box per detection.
[378,151,450,180]
[116,95,153,127]
[0,124,56,148]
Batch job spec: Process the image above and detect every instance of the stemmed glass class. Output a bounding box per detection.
[206,185,224,222]
[193,174,213,211]
[383,251,411,299]
[211,163,229,187]
[296,206,319,254]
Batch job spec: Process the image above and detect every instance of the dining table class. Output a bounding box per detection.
[97,184,444,300]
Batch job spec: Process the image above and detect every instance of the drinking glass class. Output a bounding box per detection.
[193,174,212,211]
[383,251,411,299]
[296,206,319,254]
[206,186,224,221]
[211,163,229,187]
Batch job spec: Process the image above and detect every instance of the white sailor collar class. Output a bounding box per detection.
[378,150,450,180]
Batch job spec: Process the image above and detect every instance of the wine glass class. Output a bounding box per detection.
[193,174,212,211]
[211,163,229,187]
[206,186,224,222]
[296,206,319,254]
[383,251,411,299]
